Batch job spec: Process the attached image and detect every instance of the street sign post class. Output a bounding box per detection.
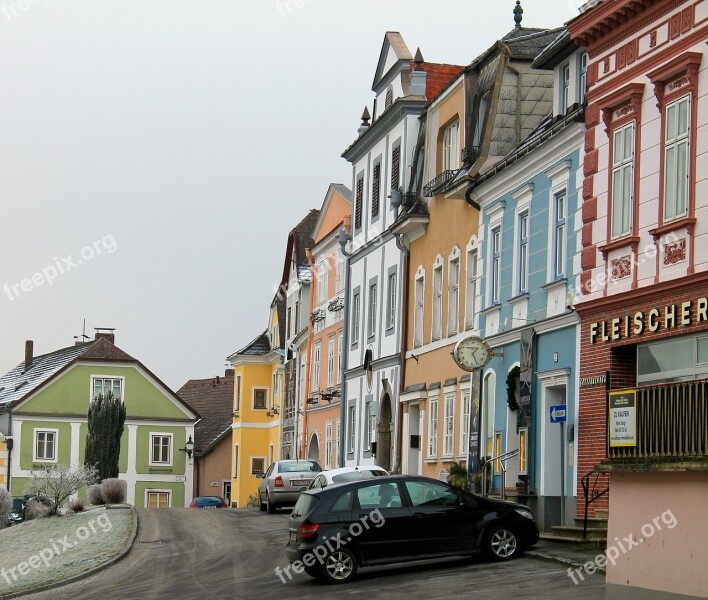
[550,403,567,525]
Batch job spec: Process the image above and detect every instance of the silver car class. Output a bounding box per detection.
[258,460,322,513]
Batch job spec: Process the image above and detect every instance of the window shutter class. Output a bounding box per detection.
[372,163,380,218]
[355,177,363,230]
[391,145,400,191]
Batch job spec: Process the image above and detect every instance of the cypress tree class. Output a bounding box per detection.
[85,391,127,481]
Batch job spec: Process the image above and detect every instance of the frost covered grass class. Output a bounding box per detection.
[0,506,133,596]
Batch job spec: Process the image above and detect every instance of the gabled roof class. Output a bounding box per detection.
[279,209,320,289]
[467,27,564,71]
[229,331,271,358]
[372,32,413,92]
[531,29,578,70]
[0,338,197,419]
[311,183,352,243]
[177,374,234,455]
[415,62,465,101]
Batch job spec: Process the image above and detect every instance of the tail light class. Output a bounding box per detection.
[297,523,319,539]
[190,502,198,508]
[274,476,284,488]
[221,501,228,508]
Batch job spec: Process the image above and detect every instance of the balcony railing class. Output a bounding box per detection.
[608,379,708,460]
[423,170,458,197]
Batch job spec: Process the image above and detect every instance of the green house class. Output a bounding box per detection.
[0,333,198,508]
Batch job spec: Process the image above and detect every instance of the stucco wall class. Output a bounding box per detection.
[196,435,232,500]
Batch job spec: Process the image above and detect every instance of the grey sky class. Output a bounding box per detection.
[0,0,580,389]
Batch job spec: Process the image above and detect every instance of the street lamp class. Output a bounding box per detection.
[180,435,194,460]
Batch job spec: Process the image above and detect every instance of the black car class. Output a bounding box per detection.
[286,475,539,584]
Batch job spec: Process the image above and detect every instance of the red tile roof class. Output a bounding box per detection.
[412,62,465,101]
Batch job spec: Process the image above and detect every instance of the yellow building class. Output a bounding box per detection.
[0,433,8,490]
[226,296,284,508]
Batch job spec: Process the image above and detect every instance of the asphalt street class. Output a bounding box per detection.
[22,508,606,600]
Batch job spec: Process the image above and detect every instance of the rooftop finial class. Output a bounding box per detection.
[413,47,424,71]
[513,0,523,28]
[361,106,371,126]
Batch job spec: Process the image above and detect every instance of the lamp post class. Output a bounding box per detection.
[180,435,194,460]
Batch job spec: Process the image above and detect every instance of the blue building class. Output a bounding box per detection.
[465,31,587,531]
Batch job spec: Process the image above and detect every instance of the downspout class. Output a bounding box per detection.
[194,453,200,497]
[392,229,409,475]
[338,216,352,467]
[303,248,316,460]
[7,412,12,494]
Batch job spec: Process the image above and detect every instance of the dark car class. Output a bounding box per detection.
[190,496,229,508]
[286,475,539,584]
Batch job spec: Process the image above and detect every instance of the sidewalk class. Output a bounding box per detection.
[525,539,608,575]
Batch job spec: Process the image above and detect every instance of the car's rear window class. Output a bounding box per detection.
[280,461,322,473]
[292,494,319,518]
[331,470,387,483]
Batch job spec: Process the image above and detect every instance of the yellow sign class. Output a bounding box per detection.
[609,390,637,447]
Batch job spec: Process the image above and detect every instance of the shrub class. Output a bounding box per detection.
[101,479,127,504]
[26,464,98,516]
[25,499,50,521]
[88,485,105,506]
[67,498,85,513]
[0,488,12,528]
[244,493,259,508]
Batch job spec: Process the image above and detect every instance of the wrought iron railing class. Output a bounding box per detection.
[608,379,708,460]
[581,470,609,539]
[423,170,458,197]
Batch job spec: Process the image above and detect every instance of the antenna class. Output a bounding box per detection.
[73,318,90,342]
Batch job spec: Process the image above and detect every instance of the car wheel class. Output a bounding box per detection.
[266,493,276,514]
[483,524,519,561]
[258,493,266,512]
[320,547,358,584]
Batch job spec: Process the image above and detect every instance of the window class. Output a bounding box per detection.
[235,375,241,412]
[443,119,460,171]
[357,482,403,509]
[414,275,424,348]
[150,434,172,466]
[337,333,343,384]
[331,490,353,511]
[448,258,460,336]
[494,431,502,473]
[355,175,363,230]
[391,144,401,192]
[313,343,321,392]
[428,397,438,456]
[251,457,265,476]
[387,272,397,330]
[335,418,340,467]
[92,377,122,401]
[348,406,356,453]
[34,430,57,462]
[518,428,527,474]
[404,480,458,508]
[294,300,300,334]
[554,192,566,278]
[491,228,501,304]
[432,264,443,341]
[518,212,529,293]
[325,421,333,469]
[286,307,292,339]
[253,388,267,410]
[368,283,377,338]
[663,95,690,222]
[465,249,478,330]
[317,261,328,304]
[443,394,454,456]
[385,86,393,110]
[638,334,708,385]
[561,63,570,114]
[327,336,335,388]
[335,253,344,292]
[352,292,360,344]
[147,491,170,508]
[473,91,490,147]
[233,445,239,478]
[460,391,470,455]
[364,401,372,449]
[611,121,635,239]
[372,161,381,218]
[578,52,588,104]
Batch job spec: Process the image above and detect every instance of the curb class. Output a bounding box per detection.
[1,506,139,599]
[525,548,606,575]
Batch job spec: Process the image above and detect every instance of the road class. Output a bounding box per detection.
[22,508,605,600]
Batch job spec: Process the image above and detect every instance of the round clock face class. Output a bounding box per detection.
[452,336,492,372]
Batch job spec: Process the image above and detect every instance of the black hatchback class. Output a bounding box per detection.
[286,475,539,584]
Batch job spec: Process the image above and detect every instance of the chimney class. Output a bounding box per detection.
[225,368,235,378]
[94,328,116,344]
[410,48,427,98]
[24,340,33,372]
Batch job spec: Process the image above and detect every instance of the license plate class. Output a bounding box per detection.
[291,480,310,486]
[289,532,297,542]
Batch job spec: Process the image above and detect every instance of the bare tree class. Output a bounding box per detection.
[26,464,99,516]
[0,487,12,528]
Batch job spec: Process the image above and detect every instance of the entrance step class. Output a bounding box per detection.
[594,508,609,520]
[552,525,606,540]
[539,533,607,549]
[574,517,608,529]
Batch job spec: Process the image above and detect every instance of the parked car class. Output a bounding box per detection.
[258,460,322,513]
[190,496,229,508]
[306,466,389,491]
[286,475,539,583]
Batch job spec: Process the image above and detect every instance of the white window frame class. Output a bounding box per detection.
[335,417,341,467]
[337,333,343,384]
[414,268,425,348]
[464,246,478,331]
[387,272,397,330]
[443,119,460,171]
[368,283,377,338]
[33,429,58,463]
[611,121,635,239]
[432,258,443,342]
[335,252,344,292]
[663,94,690,223]
[561,63,570,114]
[149,432,174,467]
[327,336,335,388]
[91,376,124,403]
[554,191,567,279]
[428,395,439,457]
[348,406,356,453]
[460,390,471,456]
[145,489,171,508]
[448,251,460,336]
[517,212,529,294]
[364,401,372,450]
[317,261,328,305]
[325,420,333,469]
[352,292,360,345]
[250,456,266,476]
[578,52,588,105]
[443,393,455,457]
[313,343,321,392]
[490,227,501,305]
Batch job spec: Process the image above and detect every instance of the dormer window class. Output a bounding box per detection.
[578,52,588,105]
[443,120,460,172]
[561,63,570,114]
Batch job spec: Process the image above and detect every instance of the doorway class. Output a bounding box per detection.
[307,433,320,460]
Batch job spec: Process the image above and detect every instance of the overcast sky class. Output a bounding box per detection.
[0,0,580,389]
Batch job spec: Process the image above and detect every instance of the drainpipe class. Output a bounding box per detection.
[337,216,352,467]
[303,247,317,461]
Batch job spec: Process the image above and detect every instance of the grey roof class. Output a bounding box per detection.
[428,381,441,390]
[444,378,458,387]
[531,29,578,70]
[403,383,427,394]
[331,183,352,201]
[231,331,271,357]
[177,375,234,455]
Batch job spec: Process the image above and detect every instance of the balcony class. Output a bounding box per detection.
[423,170,458,197]
[606,379,708,469]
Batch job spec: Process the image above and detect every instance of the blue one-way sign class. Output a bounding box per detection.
[550,404,567,423]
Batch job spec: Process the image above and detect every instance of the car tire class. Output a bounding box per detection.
[320,546,358,584]
[266,493,277,514]
[258,493,266,512]
[483,524,520,561]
